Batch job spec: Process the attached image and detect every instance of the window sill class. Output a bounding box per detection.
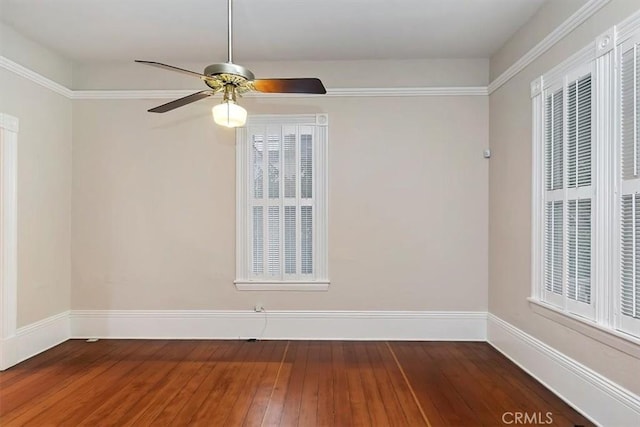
[234,281,330,291]
[527,298,640,359]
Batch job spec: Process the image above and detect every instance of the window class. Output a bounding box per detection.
[531,16,640,342]
[235,114,329,291]
[541,67,594,319]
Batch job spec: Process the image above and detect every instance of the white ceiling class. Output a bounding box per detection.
[0,0,544,63]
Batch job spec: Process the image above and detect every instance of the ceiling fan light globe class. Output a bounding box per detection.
[212,100,247,128]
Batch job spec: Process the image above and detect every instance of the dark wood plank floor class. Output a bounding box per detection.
[0,340,593,426]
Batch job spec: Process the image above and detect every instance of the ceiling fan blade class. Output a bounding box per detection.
[253,78,326,94]
[148,91,214,113]
[135,60,209,80]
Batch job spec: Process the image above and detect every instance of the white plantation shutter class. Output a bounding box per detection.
[541,68,594,317]
[618,41,640,335]
[544,89,564,304]
[565,73,593,316]
[236,115,328,288]
[543,87,565,307]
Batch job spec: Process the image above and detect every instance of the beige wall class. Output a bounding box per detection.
[0,69,72,327]
[489,0,640,395]
[2,20,490,323]
[72,95,488,311]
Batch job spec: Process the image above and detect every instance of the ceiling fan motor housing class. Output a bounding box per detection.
[204,63,255,89]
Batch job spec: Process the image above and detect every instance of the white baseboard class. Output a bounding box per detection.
[70,310,487,341]
[487,314,640,427]
[0,311,70,370]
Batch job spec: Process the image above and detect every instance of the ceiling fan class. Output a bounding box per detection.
[136,0,326,127]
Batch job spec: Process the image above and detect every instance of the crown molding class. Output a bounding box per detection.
[73,86,488,99]
[1,55,487,99]
[488,0,610,94]
[71,89,194,100]
[0,56,74,98]
[325,87,488,97]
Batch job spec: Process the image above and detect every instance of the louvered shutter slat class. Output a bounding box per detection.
[636,197,640,317]
[253,135,264,199]
[545,90,564,191]
[301,134,313,199]
[545,95,553,190]
[568,84,578,188]
[554,91,564,190]
[568,201,578,300]
[284,206,296,274]
[545,201,563,295]
[576,199,591,303]
[567,200,590,304]
[578,76,592,187]
[268,206,280,275]
[622,46,640,180]
[268,135,280,199]
[284,133,296,198]
[253,206,264,274]
[620,195,637,318]
[567,75,592,188]
[301,206,313,274]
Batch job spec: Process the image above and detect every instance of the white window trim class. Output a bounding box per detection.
[532,11,640,345]
[235,114,329,291]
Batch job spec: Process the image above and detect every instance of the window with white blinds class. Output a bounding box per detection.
[532,20,640,342]
[618,39,640,336]
[541,70,594,318]
[235,114,328,290]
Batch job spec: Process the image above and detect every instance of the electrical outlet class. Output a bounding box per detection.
[254,304,265,312]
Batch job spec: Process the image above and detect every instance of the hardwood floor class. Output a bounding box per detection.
[0,340,593,426]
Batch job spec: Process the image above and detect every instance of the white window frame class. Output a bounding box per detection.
[531,13,640,345]
[235,114,329,291]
